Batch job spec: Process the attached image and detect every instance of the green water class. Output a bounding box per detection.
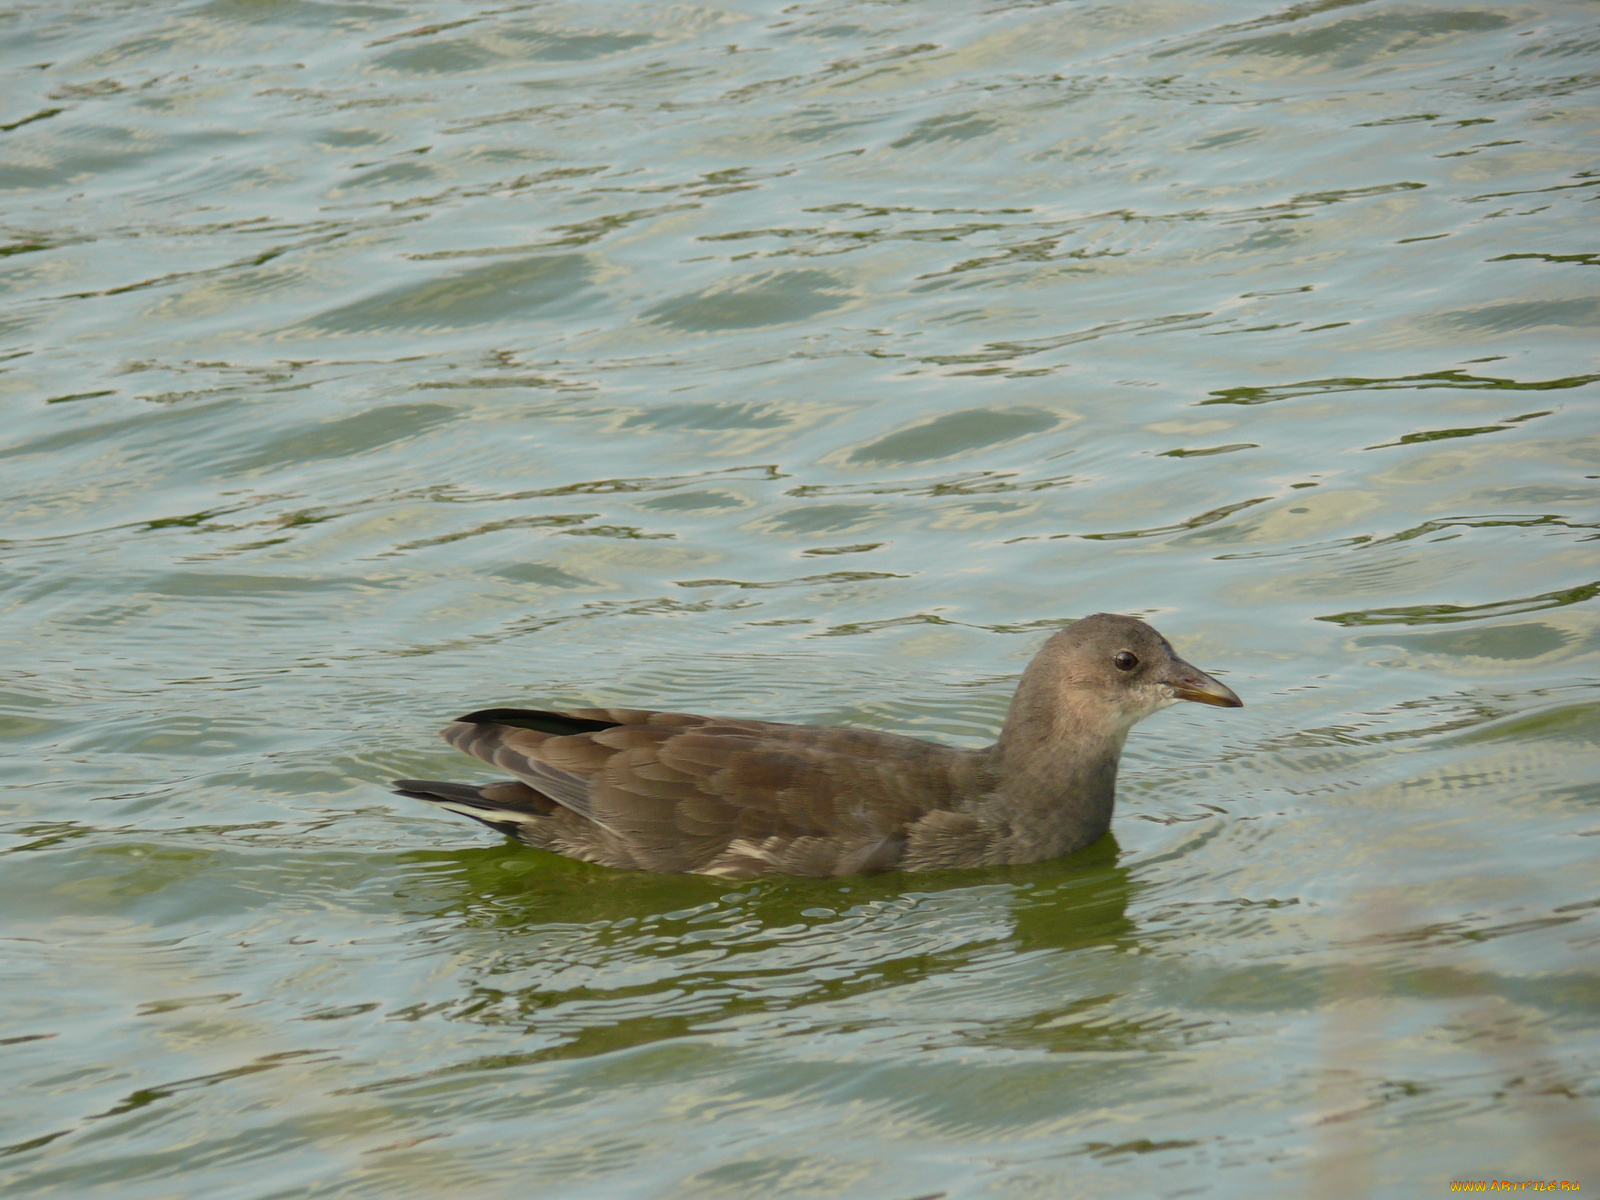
[3,1,1597,1196]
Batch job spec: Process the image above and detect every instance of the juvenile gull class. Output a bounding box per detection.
[394,613,1242,877]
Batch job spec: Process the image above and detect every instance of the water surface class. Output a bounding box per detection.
[3,1,1598,1196]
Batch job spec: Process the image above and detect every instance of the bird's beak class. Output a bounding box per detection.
[1163,658,1243,708]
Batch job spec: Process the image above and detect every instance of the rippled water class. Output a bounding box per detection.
[3,0,1598,1196]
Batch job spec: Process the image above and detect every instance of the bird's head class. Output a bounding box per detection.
[1010,612,1242,746]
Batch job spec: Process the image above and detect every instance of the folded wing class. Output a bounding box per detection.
[433,706,988,875]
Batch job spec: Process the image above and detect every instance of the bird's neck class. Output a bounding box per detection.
[980,695,1131,859]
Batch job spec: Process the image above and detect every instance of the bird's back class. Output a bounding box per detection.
[413,706,993,876]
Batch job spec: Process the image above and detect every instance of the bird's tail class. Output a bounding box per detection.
[393,778,555,839]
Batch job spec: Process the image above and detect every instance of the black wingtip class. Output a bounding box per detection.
[453,708,621,735]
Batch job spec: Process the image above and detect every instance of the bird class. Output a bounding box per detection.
[394,613,1242,878]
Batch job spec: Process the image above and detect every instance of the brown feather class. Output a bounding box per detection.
[395,614,1242,876]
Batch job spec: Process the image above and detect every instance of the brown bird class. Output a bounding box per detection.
[394,613,1242,877]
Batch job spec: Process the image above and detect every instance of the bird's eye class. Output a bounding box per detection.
[1113,651,1138,671]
